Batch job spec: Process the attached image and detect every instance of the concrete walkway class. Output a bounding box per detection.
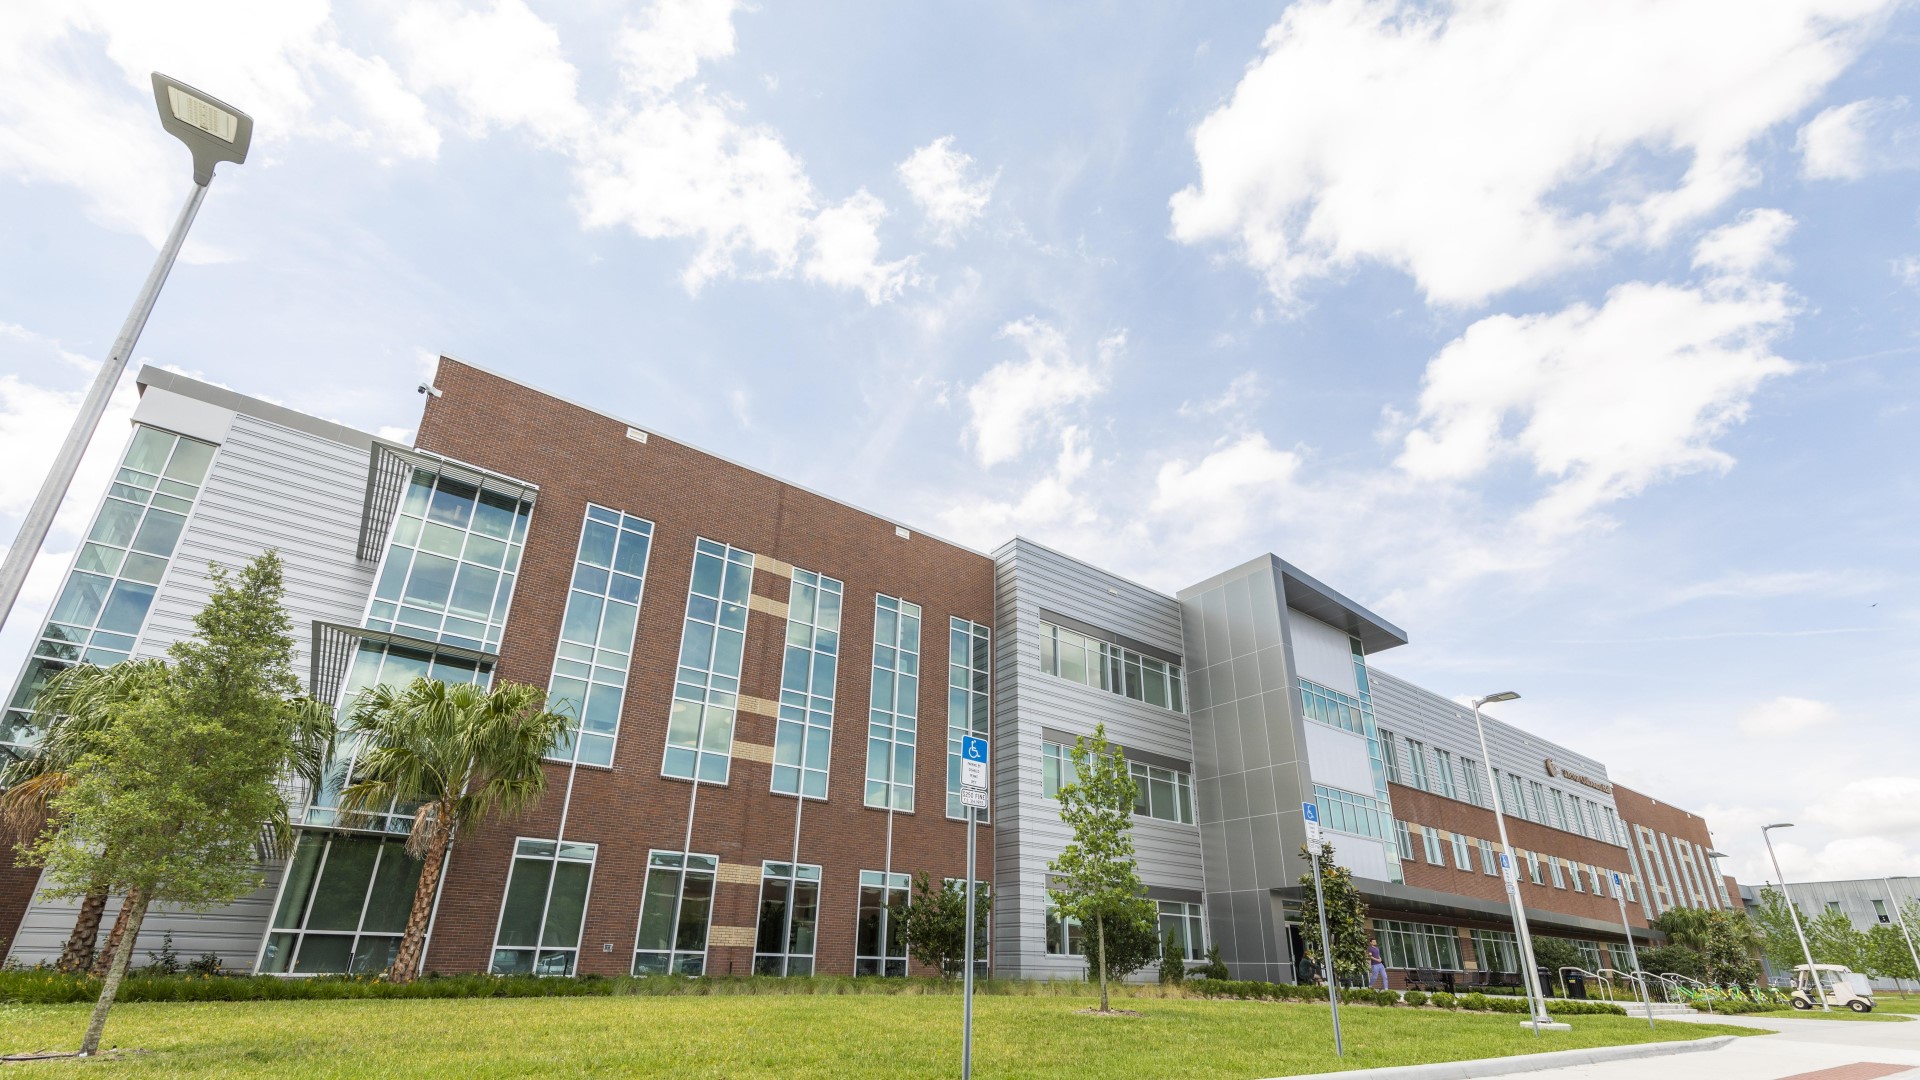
[1488,1012,1920,1080]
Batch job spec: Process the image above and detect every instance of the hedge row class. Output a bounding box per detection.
[1688,999,1778,1014]
[1186,979,1625,1015]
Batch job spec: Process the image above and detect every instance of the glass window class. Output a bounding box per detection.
[942,877,992,978]
[1395,820,1414,861]
[663,539,754,783]
[1549,857,1566,889]
[1433,750,1458,799]
[3,427,217,752]
[1875,899,1890,923]
[633,850,718,974]
[1406,740,1430,791]
[1313,785,1392,840]
[945,618,991,820]
[1158,900,1206,961]
[1045,892,1085,957]
[855,870,910,975]
[364,468,530,650]
[1527,851,1544,885]
[1461,758,1484,808]
[491,838,597,976]
[754,862,822,976]
[1471,929,1520,973]
[1478,838,1498,876]
[865,595,921,811]
[1375,919,1461,970]
[1035,620,1185,713]
[772,569,844,800]
[546,506,653,768]
[1380,730,1402,784]
[1452,832,1472,871]
[258,833,422,975]
[1132,761,1196,825]
[1423,825,1445,865]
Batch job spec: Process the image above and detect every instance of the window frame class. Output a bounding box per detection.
[865,594,922,812]
[771,568,844,801]
[633,849,718,975]
[754,861,822,976]
[490,836,599,976]
[662,539,754,784]
[544,505,653,768]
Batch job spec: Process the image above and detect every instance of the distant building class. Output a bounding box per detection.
[1738,877,1920,988]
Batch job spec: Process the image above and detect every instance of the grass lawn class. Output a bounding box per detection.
[1731,1008,1910,1023]
[0,992,1752,1078]
[1872,995,1920,1014]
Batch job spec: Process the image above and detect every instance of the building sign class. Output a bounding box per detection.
[1544,758,1614,795]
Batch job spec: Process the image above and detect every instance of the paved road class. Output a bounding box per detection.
[1494,1013,1920,1080]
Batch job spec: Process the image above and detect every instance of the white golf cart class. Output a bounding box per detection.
[1790,964,1876,1012]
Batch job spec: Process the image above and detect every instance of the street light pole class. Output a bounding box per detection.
[1470,691,1554,1034]
[0,73,250,637]
[1610,871,1655,1031]
[1762,824,1827,1012]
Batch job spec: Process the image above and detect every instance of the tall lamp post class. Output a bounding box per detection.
[0,73,251,635]
[1469,690,1556,1033]
[1762,823,1827,1012]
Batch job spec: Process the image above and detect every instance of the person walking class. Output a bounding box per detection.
[1368,938,1389,990]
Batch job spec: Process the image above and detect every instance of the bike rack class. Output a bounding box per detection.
[1559,966,1613,1002]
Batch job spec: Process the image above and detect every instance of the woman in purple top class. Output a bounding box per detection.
[1368,938,1388,989]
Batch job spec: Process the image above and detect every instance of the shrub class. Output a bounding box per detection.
[1199,944,1229,982]
[1688,999,1769,1015]
[1461,992,1491,1011]
[1403,990,1428,1007]
[1429,991,1458,1009]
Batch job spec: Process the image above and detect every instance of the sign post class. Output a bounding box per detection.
[960,735,990,1080]
[1302,801,1343,1058]
[1611,872,1655,1031]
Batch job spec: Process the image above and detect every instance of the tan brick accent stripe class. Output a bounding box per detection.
[752,554,794,579]
[1772,1065,1915,1080]
[733,740,775,764]
[707,925,757,947]
[749,593,789,619]
[715,863,761,886]
[737,694,778,718]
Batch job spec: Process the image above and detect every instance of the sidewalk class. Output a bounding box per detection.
[1488,1013,1920,1080]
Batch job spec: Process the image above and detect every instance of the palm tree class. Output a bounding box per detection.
[338,677,568,984]
[0,661,166,974]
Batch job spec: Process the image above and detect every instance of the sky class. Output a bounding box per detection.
[1,0,1917,893]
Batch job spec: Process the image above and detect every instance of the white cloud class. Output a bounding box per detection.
[1151,434,1303,539]
[1397,213,1797,533]
[395,0,589,144]
[897,137,997,244]
[1693,208,1796,276]
[1738,696,1839,737]
[1805,776,1920,835]
[805,190,919,304]
[963,320,1112,468]
[617,0,739,99]
[1178,371,1265,420]
[1170,0,1893,306]
[1797,97,1905,180]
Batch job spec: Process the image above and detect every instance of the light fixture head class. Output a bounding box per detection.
[152,72,252,185]
[1763,822,1795,831]
[1474,690,1521,706]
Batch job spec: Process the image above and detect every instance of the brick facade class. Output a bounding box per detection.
[1613,783,1738,913]
[409,358,996,976]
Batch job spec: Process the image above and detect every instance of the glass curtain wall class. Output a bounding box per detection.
[365,467,531,650]
[633,851,717,974]
[663,539,753,782]
[944,617,990,820]
[771,569,842,799]
[864,595,920,811]
[754,862,821,975]
[1035,620,1185,712]
[3,427,215,750]
[259,834,422,974]
[855,870,910,975]
[545,505,652,767]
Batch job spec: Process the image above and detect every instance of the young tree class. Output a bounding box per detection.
[1703,909,1761,985]
[898,872,992,978]
[339,677,568,984]
[1532,936,1584,992]
[1047,723,1157,1013]
[1752,887,1815,976]
[1295,843,1369,985]
[1867,924,1919,991]
[1639,943,1703,981]
[25,553,336,1056]
[1809,908,1870,970]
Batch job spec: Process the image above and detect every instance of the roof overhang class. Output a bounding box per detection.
[1277,559,1408,654]
[356,440,539,563]
[309,621,497,705]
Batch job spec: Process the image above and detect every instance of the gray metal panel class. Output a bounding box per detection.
[7,866,283,970]
[133,413,379,689]
[1760,876,1920,988]
[991,538,1202,980]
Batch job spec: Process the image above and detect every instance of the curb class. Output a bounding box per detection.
[1261,1034,1740,1080]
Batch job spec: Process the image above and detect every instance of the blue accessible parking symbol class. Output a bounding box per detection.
[962,736,988,762]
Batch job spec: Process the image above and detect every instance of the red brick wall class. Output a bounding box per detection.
[0,816,44,958]
[1612,782,1738,907]
[1388,782,1649,931]
[409,358,997,976]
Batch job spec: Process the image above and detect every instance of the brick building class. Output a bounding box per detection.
[1,359,1738,982]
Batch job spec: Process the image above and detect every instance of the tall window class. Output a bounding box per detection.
[1423,826,1445,865]
[1478,838,1498,875]
[1395,821,1414,861]
[1038,620,1184,712]
[491,838,596,975]
[1045,893,1085,956]
[1433,749,1458,799]
[1526,850,1544,885]
[1376,919,1461,969]
[366,467,531,650]
[772,569,843,799]
[1314,784,1392,840]
[755,862,821,975]
[1528,781,1549,828]
[1506,774,1531,823]
[1471,929,1519,973]
[1133,761,1196,825]
[1570,859,1586,892]
[1158,900,1206,961]
[1549,788,1571,832]
[856,870,910,975]
[865,595,921,811]
[945,617,991,819]
[1452,832,1472,871]
[664,539,753,783]
[1875,899,1891,923]
[1041,740,1085,798]
[1602,805,1623,846]
[547,506,652,767]
[259,834,421,975]
[1406,740,1430,791]
[1299,680,1367,734]
[4,427,215,750]
[633,851,716,974]
[1549,857,1566,889]
[1461,758,1485,808]
[1380,730,1403,784]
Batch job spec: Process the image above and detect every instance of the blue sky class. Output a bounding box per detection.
[2,0,1917,888]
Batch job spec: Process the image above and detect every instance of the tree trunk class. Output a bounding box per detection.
[1096,914,1109,1013]
[57,888,109,975]
[79,888,146,1056]
[88,889,149,979]
[386,814,452,985]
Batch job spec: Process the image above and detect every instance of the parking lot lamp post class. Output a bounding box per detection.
[1470,690,1554,1033]
[0,74,251,635]
[1762,823,1826,1011]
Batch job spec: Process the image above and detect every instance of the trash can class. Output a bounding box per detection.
[1538,966,1558,998]
[1565,972,1587,999]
